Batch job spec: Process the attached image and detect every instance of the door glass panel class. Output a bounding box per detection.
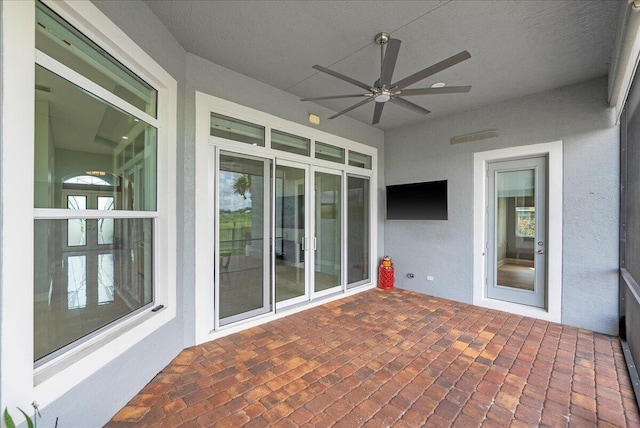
[67,195,87,246]
[67,255,87,310]
[275,166,306,303]
[219,154,271,324]
[495,169,535,291]
[347,176,370,286]
[315,172,341,292]
[98,196,115,245]
[98,254,115,305]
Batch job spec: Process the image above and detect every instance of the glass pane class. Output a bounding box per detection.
[67,255,86,310]
[275,165,306,303]
[496,169,535,291]
[315,172,341,292]
[210,112,265,146]
[349,151,372,169]
[271,130,310,156]
[315,142,345,164]
[347,176,370,286]
[98,254,115,304]
[67,195,86,246]
[98,197,115,245]
[34,218,153,362]
[219,154,270,323]
[35,64,157,211]
[36,2,157,116]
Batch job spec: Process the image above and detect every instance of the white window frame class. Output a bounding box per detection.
[194,92,377,345]
[473,141,563,323]
[1,0,177,410]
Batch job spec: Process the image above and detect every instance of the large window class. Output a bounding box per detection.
[33,2,159,364]
[2,0,176,411]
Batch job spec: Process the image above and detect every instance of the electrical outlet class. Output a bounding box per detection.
[427,276,434,281]
[407,273,415,278]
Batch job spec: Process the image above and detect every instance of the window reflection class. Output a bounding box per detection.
[34,218,153,362]
[35,65,157,211]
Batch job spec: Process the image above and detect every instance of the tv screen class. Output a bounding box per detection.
[386,180,448,220]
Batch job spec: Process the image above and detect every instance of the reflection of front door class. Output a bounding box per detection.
[486,156,547,308]
[62,190,117,310]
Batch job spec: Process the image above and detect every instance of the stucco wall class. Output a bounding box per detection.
[384,77,619,335]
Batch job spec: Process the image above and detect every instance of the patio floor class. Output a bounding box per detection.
[107,289,640,427]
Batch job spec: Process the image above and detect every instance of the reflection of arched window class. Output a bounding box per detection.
[64,175,112,186]
[63,172,120,188]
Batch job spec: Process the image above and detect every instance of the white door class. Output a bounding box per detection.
[486,156,547,308]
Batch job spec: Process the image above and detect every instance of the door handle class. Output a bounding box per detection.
[536,249,544,255]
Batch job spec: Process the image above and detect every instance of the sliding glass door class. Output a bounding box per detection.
[275,161,310,307]
[347,175,370,288]
[313,168,343,296]
[217,152,272,326]
[213,149,371,327]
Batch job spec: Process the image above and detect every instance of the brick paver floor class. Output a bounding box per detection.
[107,289,640,427]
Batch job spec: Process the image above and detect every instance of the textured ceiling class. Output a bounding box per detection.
[145,0,621,131]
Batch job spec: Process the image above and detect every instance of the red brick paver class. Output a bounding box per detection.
[106,289,640,427]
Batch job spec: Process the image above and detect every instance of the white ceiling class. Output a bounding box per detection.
[145,0,621,131]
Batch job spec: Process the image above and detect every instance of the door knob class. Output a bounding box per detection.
[536,249,544,255]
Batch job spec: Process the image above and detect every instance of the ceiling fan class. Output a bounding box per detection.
[301,32,471,125]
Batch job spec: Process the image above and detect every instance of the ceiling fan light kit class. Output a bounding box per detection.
[301,31,472,125]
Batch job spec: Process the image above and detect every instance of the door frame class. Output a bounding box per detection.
[473,141,563,323]
[486,156,547,308]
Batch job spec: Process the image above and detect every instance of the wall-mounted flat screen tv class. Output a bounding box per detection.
[386,180,448,220]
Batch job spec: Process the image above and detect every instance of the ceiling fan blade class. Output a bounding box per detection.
[389,97,431,115]
[313,65,372,91]
[398,86,472,96]
[392,50,471,89]
[379,39,401,88]
[372,102,385,125]
[301,94,369,101]
[328,98,373,119]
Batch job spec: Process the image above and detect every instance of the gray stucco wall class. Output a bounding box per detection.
[384,77,619,335]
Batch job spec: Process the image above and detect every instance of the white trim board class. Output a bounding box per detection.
[473,141,563,323]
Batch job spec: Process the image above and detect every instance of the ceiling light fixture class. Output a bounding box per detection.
[430,82,446,88]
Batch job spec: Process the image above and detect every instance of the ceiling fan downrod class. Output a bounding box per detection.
[375,32,390,89]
